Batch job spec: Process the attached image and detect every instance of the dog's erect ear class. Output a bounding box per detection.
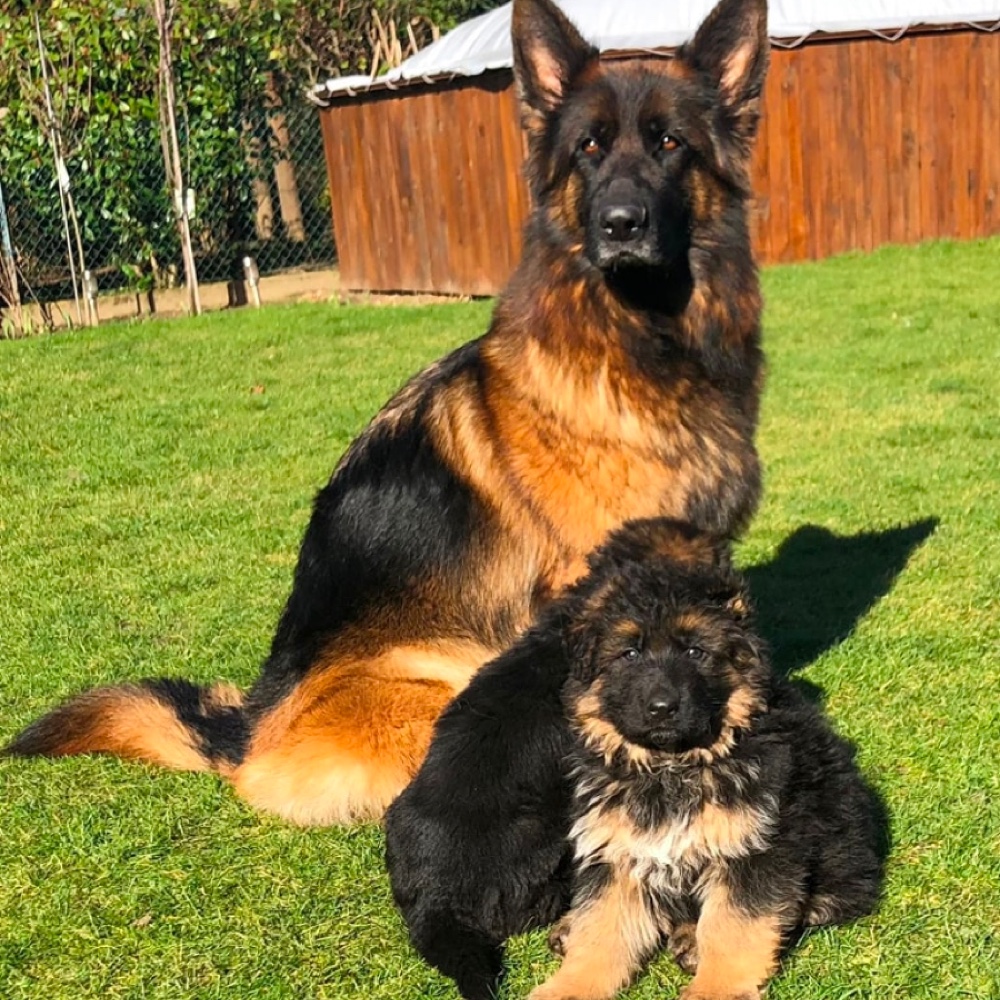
[678,0,769,143]
[512,0,598,118]
[709,576,753,621]
[725,590,751,621]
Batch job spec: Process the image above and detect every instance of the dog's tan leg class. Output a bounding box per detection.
[231,640,493,826]
[680,881,783,1000]
[529,870,659,1000]
[232,675,456,826]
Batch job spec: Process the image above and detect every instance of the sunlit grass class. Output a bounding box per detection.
[1,238,997,998]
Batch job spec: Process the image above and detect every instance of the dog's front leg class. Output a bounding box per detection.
[679,878,783,1000]
[528,868,658,1000]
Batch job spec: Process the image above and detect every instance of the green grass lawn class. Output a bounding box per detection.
[1,239,998,999]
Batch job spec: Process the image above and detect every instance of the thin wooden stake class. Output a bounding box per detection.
[154,0,201,317]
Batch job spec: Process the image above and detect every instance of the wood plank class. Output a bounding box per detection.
[377,95,413,290]
[345,101,382,289]
[399,91,435,291]
[325,105,368,290]
[979,31,1000,237]
[749,63,773,263]
[949,33,975,240]
[814,42,844,257]
[465,84,503,294]
[442,84,476,294]
[850,39,874,252]
[449,83,479,292]
[897,36,923,246]
[793,45,823,259]
[413,86,450,293]
[879,39,908,247]
[862,38,890,251]
[765,52,791,261]
[466,85,501,290]
[494,76,529,286]
[836,41,860,255]
[964,34,985,238]
[914,35,940,243]
[782,51,809,259]
[933,34,959,239]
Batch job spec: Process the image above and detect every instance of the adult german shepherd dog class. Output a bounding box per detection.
[7,0,769,826]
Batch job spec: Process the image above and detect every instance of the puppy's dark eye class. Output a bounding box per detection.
[580,136,601,156]
[618,647,640,663]
[684,646,707,661]
[660,133,681,152]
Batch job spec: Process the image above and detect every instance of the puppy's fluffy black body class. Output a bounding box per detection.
[384,612,574,1000]
[385,520,727,1000]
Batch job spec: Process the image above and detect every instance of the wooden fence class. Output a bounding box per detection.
[319,26,1000,294]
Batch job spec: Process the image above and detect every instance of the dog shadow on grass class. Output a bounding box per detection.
[743,518,937,896]
[743,518,939,687]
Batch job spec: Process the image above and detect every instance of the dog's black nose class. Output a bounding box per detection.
[599,203,648,243]
[646,697,679,723]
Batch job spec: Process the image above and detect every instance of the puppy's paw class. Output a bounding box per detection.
[667,922,699,974]
[547,915,573,957]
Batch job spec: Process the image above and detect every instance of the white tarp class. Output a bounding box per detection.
[313,0,999,101]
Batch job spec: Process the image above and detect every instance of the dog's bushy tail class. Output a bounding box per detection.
[4,678,249,773]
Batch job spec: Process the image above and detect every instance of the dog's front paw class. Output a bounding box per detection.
[667,922,699,974]
[547,915,573,956]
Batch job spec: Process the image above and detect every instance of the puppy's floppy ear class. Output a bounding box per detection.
[512,0,598,119]
[732,630,766,676]
[715,581,766,673]
[560,579,613,683]
[677,0,769,150]
[562,614,602,683]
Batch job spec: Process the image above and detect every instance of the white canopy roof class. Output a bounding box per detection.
[313,0,1000,101]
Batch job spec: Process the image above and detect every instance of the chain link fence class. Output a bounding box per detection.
[0,102,335,332]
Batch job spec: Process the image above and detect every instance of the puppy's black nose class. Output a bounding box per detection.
[599,203,648,243]
[646,696,679,723]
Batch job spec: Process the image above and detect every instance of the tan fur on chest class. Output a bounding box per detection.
[573,799,774,881]
[481,335,739,559]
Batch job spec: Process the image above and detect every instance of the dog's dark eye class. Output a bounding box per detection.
[684,646,707,661]
[659,133,681,153]
[618,648,640,663]
[580,136,601,156]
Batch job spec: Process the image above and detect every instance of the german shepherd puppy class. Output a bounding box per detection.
[6,0,769,826]
[531,558,884,1000]
[385,521,728,1000]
